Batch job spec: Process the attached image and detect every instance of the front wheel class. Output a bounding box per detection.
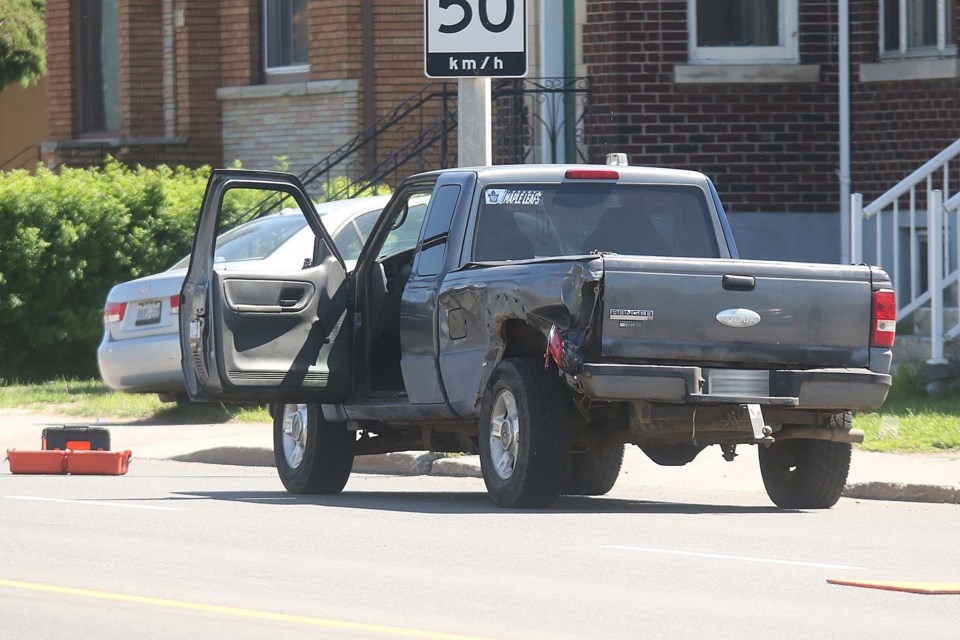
[758,413,853,509]
[273,403,354,495]
[479,358,572,508]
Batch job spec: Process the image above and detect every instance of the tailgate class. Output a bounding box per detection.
[600,256,873,368]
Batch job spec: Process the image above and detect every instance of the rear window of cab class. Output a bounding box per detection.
[472,183,720,262]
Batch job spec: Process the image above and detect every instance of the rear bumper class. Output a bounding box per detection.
[577,364,890,411]
[97,331,184,395]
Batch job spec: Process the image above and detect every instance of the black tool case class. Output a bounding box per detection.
[42,426,111,451]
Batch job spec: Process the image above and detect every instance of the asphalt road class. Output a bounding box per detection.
[0,461,957,640]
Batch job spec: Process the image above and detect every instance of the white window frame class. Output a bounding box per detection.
[262,0,310,74]
[687,0,799,64]
[879,0,957,59]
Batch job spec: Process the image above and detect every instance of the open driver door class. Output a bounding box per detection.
[180,170,352,404]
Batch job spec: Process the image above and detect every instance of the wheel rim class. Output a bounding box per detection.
[281,403,309,469]
[489,389,520,480]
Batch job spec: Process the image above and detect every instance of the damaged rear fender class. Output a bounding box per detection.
[436,257,603,417]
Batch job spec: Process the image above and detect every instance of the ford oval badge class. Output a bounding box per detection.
[716,308,761,328]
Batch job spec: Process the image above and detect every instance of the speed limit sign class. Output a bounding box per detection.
[425,0,527,78]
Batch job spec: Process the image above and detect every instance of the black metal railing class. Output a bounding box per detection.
[301,76,590,199]
[0,145,40,172]
[50,143,110,172]
[240,77,589,221]
[492,77,590,165]
[298,82,458,196]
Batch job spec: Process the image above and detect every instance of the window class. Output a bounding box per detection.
[414,185,461,277]
[76,0,121,133]
[882,0,955,57]
[332,209,383,262]
[263,0,309,72]
[688,0,798,64]
[473,184,719,262]
[379,195,432,259]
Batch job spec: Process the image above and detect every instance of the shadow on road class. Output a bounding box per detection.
[171,490,797,515]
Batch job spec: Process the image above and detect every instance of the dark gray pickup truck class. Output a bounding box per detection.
[180,165,895,508]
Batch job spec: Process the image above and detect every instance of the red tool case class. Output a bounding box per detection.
[5,425,131,475]
[6,450,67,474]
[5,449,131,476]
[65,450,132,475]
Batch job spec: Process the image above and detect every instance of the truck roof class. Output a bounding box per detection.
[409,164,712,187]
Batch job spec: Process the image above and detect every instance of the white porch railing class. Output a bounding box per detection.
[851,138,960,364]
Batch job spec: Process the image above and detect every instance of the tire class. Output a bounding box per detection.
[565,443,624,496]
[758,412,853,509]
[479,358,572,508]
[273,403,354,495]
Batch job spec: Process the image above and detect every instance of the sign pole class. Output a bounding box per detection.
[457,77,492,167]
[425,0,527,168]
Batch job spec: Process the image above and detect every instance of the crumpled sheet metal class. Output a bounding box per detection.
[437,257,602,417]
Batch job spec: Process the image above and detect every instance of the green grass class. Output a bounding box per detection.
[0,379,270,424]
[856,369,960,453]
[3,375,959,452]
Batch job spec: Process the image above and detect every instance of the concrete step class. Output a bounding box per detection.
[912,307,960,334]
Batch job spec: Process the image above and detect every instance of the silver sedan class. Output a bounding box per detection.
[97,196,390,398]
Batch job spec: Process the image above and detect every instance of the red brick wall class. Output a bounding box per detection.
[373,0,431,120]
[311,1,363,80]
[120,0,164,138]
[849,0,960,202]
[583,0,841,214]
[44,0,223,168]
[46,0,75,140]
[221,0,261,87]
[173,0,223,165]
[584,0,960,213]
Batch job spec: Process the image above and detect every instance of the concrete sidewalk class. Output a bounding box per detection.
[2,410,958,504]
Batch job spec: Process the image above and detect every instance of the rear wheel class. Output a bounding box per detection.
[565,443,624,496]
[273,403,354,494]
[758,412,852,509]
[479,358,572,508]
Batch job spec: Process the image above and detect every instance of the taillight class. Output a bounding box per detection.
[170,295,180,315]
[545,325,563,370]
[565,169,620,180]
[104,302,126,324]
[871,289,896,348]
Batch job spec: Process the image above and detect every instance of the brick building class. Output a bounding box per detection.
[43,0,427,170]
[583,0,960,263]
[41,0,579,176]
[39,1,960,263]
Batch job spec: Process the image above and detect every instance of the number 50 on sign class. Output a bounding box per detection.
[425,0,527,78]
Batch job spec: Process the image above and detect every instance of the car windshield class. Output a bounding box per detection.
[473,183,720,262]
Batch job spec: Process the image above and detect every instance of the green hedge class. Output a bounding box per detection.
[0,160,255,380]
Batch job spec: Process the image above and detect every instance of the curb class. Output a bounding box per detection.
[165,448,958,504]
[171,447,274,467]
[353,452,435,476]
[430,457,484,478]
[843,482,960,505]
[169,448,483,478]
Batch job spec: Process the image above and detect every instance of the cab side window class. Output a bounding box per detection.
[414,185,461,277]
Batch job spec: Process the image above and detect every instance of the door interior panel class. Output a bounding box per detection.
[222,279,315,313]
[181,170,354,403]
[212,253,350,393]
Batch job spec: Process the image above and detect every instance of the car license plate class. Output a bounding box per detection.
[135,300,162,325]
